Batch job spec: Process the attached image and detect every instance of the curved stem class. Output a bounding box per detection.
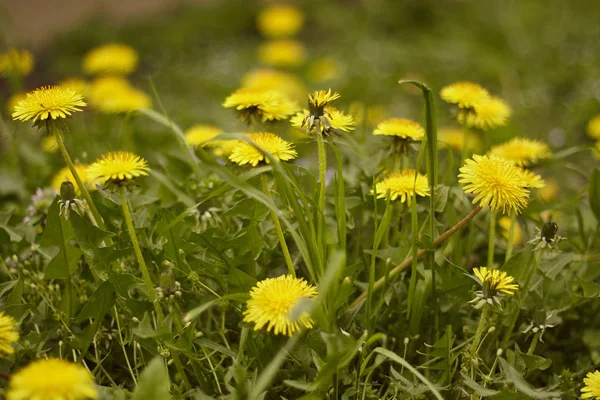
[261,174,295,277]
[487,210,497,266]
[119,186,163,319]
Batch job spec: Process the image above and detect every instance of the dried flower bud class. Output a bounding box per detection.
[60,181,76,202]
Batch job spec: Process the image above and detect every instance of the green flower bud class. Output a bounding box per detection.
[60,181,76,202]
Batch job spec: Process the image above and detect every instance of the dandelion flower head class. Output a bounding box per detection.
[7,358,97,400]
[498,216,523,246]
[440,81,490,108]
[438,127,481,152]
[587,115,600,139]
[82,43,138,75]
[185,125,223,148]
[459,155,530,214]
[7,92,27,114]
[0,311,19,355]
[88,76,151,113]
[257,4,304,38]
[373,170,430,205]
[51,165,92,194]
[291,107,355,134]
[538,179,559,202]
[87,151,149,184]
[490,137,551,166]
[241,68,306,102]
[308,89,341,109]
[258,39,307,68]
[519,168,546,189]
[229,132,297,167]
[581,370,600,399]
[373,118,425,141]
[243,275,318,336]
[223,88,299,123]
[12,86,86,123]
[0,49,34,77]
[472,266,518,296]
[458,96,511,131]
[307,58,343,83]
[59,78,90,98]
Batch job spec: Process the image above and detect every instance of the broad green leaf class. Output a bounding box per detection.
[132,357,172,400]
[75,281,115,322]
[461,372,499,396]
[539,252,573,280]
[499,358,560,398]
[69,212,115,254]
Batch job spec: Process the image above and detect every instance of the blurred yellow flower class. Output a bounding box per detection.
[519,168,546,189]
[243,275,317,336]
[223,88,298,123]
[41,135,59,153]
[258,39,307,68]
[438,127,480,152]
[0,49,34,77]
[7,358,97,400]
[349,102,365,125]
[490,137,551,166]
[373,170,430,205]
[87,151,149,184]
[366,105,387,127]
[459,155,530,215]
[185,125,223,148]
[587,115,600,139]
[82,43,138,75]
[257,4,304,38]
[291,107,355,134]
[373,118,425,141]
[537,179,559,202]
[498,216,523,245]
[440,81,490,109]
[59,78,90,98]
[307,58,343,83]
[241,68,306,102]
[88,76,151,113]
[12,86,86,123]
[229,132,297,167]
[457,96,511,131]
[0,311,19,355]
[51,165,92,194]
[581,370,600,399]
[6,92,27,114]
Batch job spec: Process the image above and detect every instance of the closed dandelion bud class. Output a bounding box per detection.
[533,306,547,326]
[60,181,76,202]
[541,221,558,243]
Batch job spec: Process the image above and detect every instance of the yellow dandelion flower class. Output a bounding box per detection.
[207,139,241,158]
[41,135,58,153]
[12,86,86,123]
[241,68,306,102]
[373,118,425,141]
[59,78,90,98]
[258,39,307,68]
[229,132,297,167]
[51,165,92,194]
[458,96,511,131]
[489,137,551,166]
[0,49,34,77]
[309,89,341,109]
[82,43,138,75]
[257,4,304,38]
[307,58,343,83]
[459,155,530,215]
[349,102,365,125]
[519,168,546,189]
[0,311,19,355]
[7,358,97,400]
[437,127,481,152]
[538,179,559,202]
[498,216,523,246]
[87,151,149,184]
[440,81,490,108]
[6,92,27,114]
[473,266,518,295]
[88,76,151,113]
[243,275,318,336]
[291,107,355,134]
[184,125,223,148]
[223,88,298,123]
[587,114,600,139]
[582,370,600,399]
[373,170,430,205]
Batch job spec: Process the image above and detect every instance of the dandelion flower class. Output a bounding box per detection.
[7,358,97,400]
[459,155,530,214]
[229,133,297,167]
[241,68,306,102]
[291,107,355,134]
[59,78,90,98]
[87,151,149,185]
[440,81,490,108]
[51,165,92,194]
[309,89,341,109]
[243,275,318,336]
[88,76,151,113]
[373,170,430,205]
[0,312,19,355]
[6,92,27,114]
[258,40,307,68]
[538,179,559,202]
[307,58,343,83]
[0,49,34,77]
[458,96,511,131]
[373,118,425,141]
[257,4,304,38]
[12,86,86,123]
[473,267,518,295]
[519,168,545,189]
[223,88,298,123]
[587,115,600,139]
[490,137,551,166]
[82,43,138,75]
[185,125,223,148]
[498,216,523,246]
[438,127,480,152]
[581,370,600,399]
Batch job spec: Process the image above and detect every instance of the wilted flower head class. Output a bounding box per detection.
[0,49,34,77]
[243,275,318,336]
[528,220,564,252]
[440,81,490,109]
[87,151,150,185]
[82,43,138,75]
[458,96,511,131]
[257,4,304,38]
[373,170,430,205]
[229,133,297,167]
[469,266,518,309]
[223,88,299,123]
[258,39,307,68]
[490,138,552,166]
[12,86,86,125]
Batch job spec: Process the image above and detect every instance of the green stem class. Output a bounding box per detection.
[469,305,490,361]
[505,213,516,261]
[261,174,295,277]
[527,331,540,355]
[317,132,327,248]
[52,127,106,231]
[487,210,497,266]
[119,186,163,319]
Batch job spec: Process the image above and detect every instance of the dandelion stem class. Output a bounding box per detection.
[52,127,106,232]
[119,186,163,319]
[505,213,516,261]
[527,331,540,355]
[317,132,327,250]
[261,174,295,277]
[469,304,490,367]
[487,210,497,266]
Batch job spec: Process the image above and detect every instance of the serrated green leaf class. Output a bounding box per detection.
[75,281,115,322]
[132,357,171,400]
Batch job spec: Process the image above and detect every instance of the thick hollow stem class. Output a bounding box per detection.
[487,210,497,267]
[119,186,163,319]
[261,174,295,277]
